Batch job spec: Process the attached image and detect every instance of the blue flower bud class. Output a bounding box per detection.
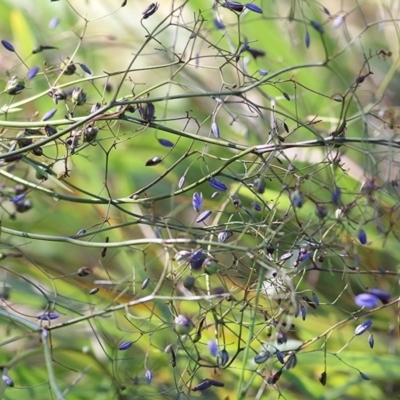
[196,210,212,223]
[355,319,372,336]
[118,341,133,350]
[354,293,378,308]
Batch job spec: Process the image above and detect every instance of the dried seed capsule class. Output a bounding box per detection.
[139,103,156,121]
[174,315,194,335]
[83,125,98,143]
[5,76,25,95]
[142,3,159,19]
[59,58,76,75]
[71,88,87,106]
[319,371,327,385]
[78,267,92,277]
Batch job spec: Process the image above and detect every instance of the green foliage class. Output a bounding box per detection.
[0,0,398,399]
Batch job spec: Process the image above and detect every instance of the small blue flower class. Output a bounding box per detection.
[355,293,378,308]
[366,288,390,304]
[299,252,311,262]
[355,319,372,336]
[192,192,203,212]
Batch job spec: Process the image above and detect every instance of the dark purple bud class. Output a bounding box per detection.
[190,255,205,270]
[208,340,218,356]
[355,293,378,308]
[79,63,92,75]
[355,319,372,336]
[280,252,293,261]
[154,227,161,238]
[192,192,203,212]
[283,92,290,101]
[211,122,220,138]
[42,109,57,121]
[209,177,227,191]
[213,19,225,30]
[89,287,99,295]
[218,231,229,243]
[139,103,156,121]
[276,331,287,344]
[305,31,310,48]
[252,202,261,211]
[358,229,367,245]
[145,156,162,166]
[276,350,284,364]
[10,194,25,203]
[299,251,311,262]
[316,205,328,218]
[145,369,152,384]
[191,249,203,262]
[196,210,212,223]
[193,379,214,391]
[1,40,15,52]
[221,1,244,12]
[76,229,86,236]
[37,311,59,320]
[141,277,150,290]
[300,305,307,320]
[118,341,133,350]
[332,186,341,204]
[49,17,60,29]
[319,371,327,386]
[312,292,319,306]
[178,175,185,189]
[245,3,263,13]
[2,375,13,387]
[271,369,282,384]
[247,48,266,59]
[366,288,390,304]
[158,138,174,147]
[210,380,224,388]
[217,349,229,367]
[321,6,330,15]
[26,66,39,79]
[142,2,159,19]
[367,333,374,349]
[310,20,324,34]
[360,372,370,380]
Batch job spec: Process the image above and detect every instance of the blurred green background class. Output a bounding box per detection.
[0,0,398,399]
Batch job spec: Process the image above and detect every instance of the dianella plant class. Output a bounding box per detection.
[0,1,398,399]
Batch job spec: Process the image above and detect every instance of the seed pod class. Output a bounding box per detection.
[253,178,265,194]
[83,125,98,143]
[45,125,58,136]
[71,87,87,106]
[145,156,162,166]
[78,267,92,277]
[142,2,159,19]
[217,349,229,367]
[59,58,76,75]
[312,292,320,306]
[271,369,282,384]
[204,260,218,275]
[118,341,133,350]
[183,276,195,290]
[5,76,25,95]
[276,331,287,344]
[174,315,194,335]
[299,252,311,262]
[48,89,67,104]
[319,371,327,385]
